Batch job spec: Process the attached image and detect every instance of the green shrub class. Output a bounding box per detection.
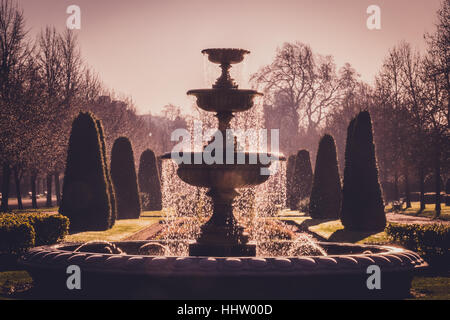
[386,223,449,268]
[110,137,141,219]
[59,112,112,231]
[309,134,342,219]
[0,215,35,255]
[0,213,69,255]
[17,213,69,246]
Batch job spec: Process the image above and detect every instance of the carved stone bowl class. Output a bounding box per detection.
[19,240,427,299]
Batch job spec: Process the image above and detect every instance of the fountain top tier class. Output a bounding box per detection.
[188,48,261,98]
[188,48,262,114]
[202,48,250,65]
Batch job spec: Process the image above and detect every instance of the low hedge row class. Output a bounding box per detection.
[385,223,449,268]
[0,213,69,255]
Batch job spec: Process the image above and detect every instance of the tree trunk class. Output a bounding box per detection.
[394,171,399,201]
[13,167,23,210]
[419,167,425,211]
[31,172,38,209]
[46,173,52,207]
[54,171,61,206]
[1,163,11,212]
[435,146,441,217]
[404,166,411,208]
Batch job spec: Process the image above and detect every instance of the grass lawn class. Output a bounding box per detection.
[0,271,33,297]
[409,276,450,300]
[10,207,58,214]
[386,201,450,221]
[64,211,162,242]
[279,213,389,245]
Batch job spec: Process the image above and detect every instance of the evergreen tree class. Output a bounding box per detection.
[59,112,111,231]
[110,137,141,219]
[309,134,342,219]
[138,149,162,211]
[291,150,313,210]
[96,120,117,227]
[340,111,386,231]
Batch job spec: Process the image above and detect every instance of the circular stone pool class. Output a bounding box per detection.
[19,240,427,299]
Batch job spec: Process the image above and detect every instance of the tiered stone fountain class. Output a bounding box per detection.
[163,48,274,257]
[20,49,427,299]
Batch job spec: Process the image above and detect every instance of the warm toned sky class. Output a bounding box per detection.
[20,0,442,114]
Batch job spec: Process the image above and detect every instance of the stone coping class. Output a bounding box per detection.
[19,240,428,277]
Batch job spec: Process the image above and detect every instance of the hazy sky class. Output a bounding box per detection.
[19,0,442,114]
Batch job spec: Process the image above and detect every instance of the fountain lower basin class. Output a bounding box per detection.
[19,240,427,299]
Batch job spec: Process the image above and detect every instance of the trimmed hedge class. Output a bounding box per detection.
[386,223,449,268]
[0,215,35,255]
[60,112,112,231]
[18,213,69,246]
[309,134,342,219]
[96,119,117,228]
[341,111,386,231]
[138,149,162,211]
[0,213,69,255]
[110,137,141,219]
[290,150,313,210]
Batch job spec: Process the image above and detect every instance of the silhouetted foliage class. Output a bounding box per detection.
[96,119,117,227]
[309,134,342,219]
[138,149,162,211]
[445,179,450,206]
[286,154,296,209]
[59,112,112,231]
[341,111,386,231]
[291,150,313,210]
[110,137,141,219]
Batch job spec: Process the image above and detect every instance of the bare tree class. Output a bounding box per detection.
[0,0,29,211]
[251,42,343,156]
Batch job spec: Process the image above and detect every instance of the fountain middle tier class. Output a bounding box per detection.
[187,88,262,113]
[162,150,279,257]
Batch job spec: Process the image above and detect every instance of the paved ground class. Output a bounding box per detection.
[1,196,57,210]
[386,212,449,225]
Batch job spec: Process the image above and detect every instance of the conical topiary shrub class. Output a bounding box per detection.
[309,134,342,219]
[340,111,386,231]
[96,120,117,228]
[59,112,111,231]
[138,149,162,211]
[291,150,313,211]
[110,137,141,219]
[286,154,296,209]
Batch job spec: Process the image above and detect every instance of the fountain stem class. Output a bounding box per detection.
[190,188,255,257]
[213,62,238,89]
